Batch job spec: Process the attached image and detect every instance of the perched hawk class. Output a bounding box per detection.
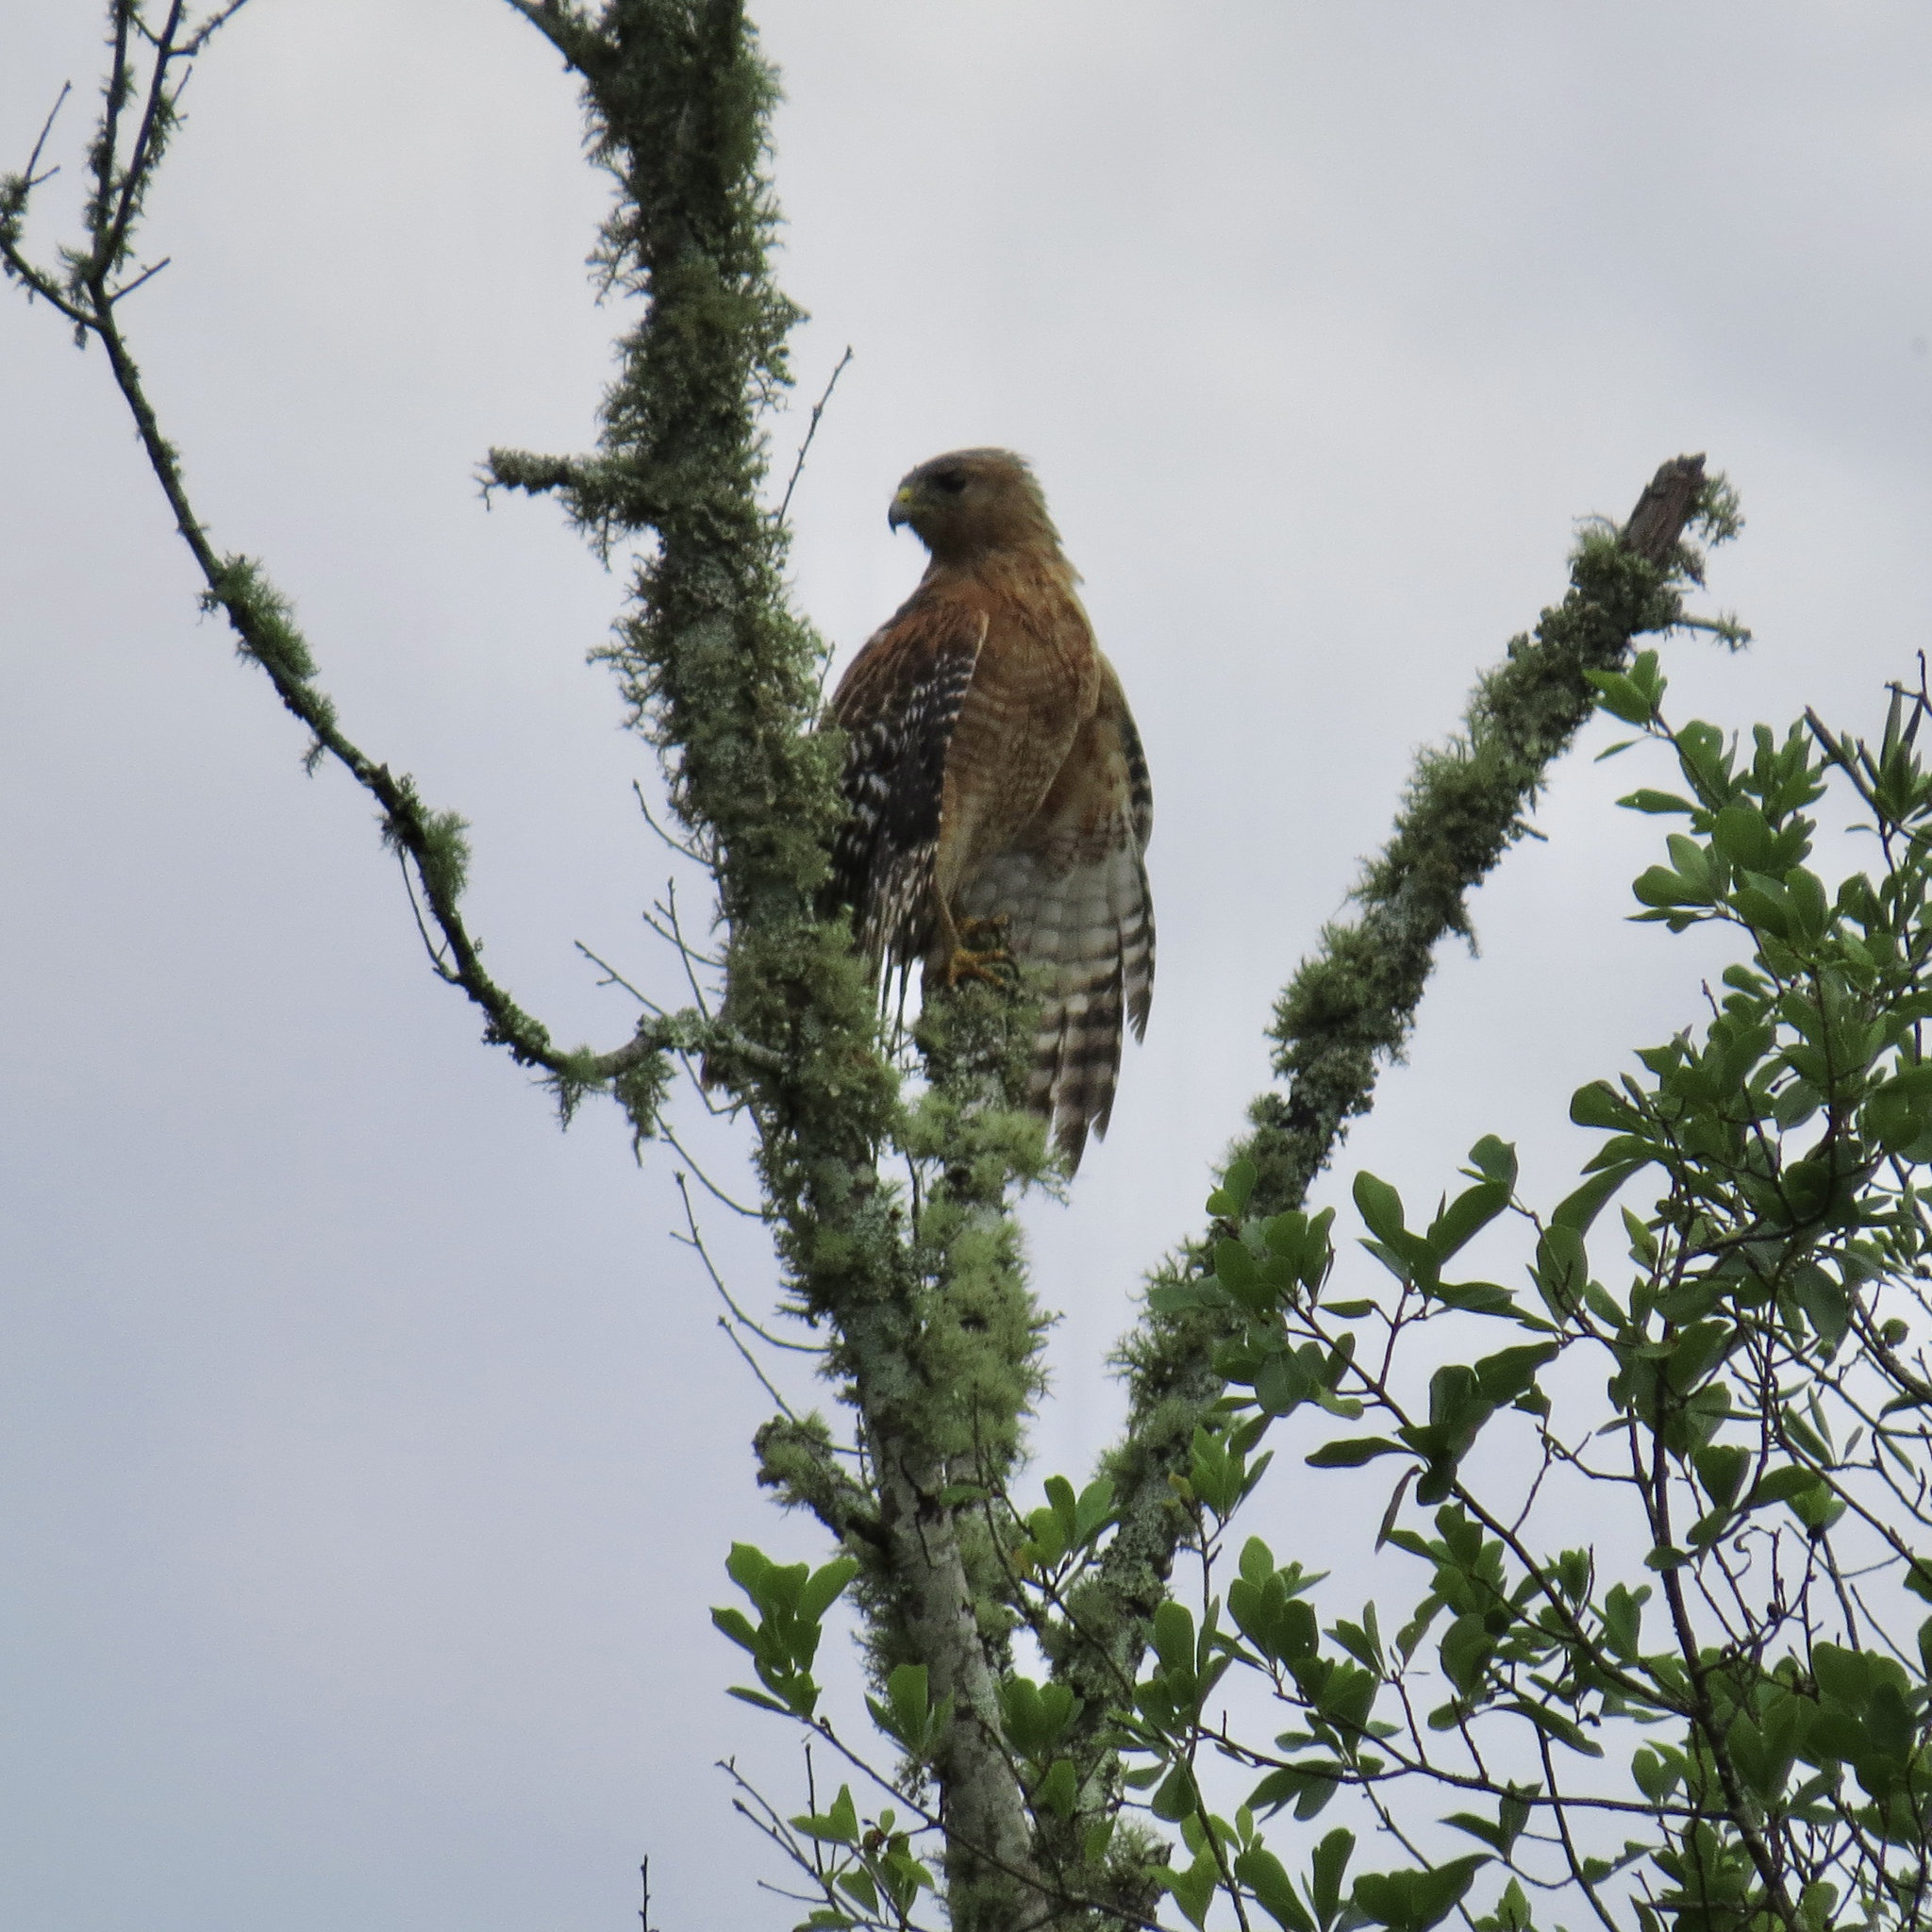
[827,448,1155,1170]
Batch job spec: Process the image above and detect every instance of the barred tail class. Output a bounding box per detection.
[958,830,1155,1173]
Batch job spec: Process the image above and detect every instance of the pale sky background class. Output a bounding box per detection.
[3,3,1931,1928]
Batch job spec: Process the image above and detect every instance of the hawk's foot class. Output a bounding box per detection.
[942,916,1015,988]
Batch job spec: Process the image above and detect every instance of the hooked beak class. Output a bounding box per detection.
[887,484,916,531]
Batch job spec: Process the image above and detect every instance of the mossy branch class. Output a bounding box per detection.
[483,6,1048,1921]
[1050,454,1735,1787]
[0,2,696,1140]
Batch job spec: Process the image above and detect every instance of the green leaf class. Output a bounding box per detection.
[1036,1756,1078,1820]
[1163,1850,1218,1930]
[798,1556,860,1623]
[1431,1279,1521,1318]
[1441,1790,1531,1860]
[1496,1785,1533,1857]
[725,1684,793,1716]
[1426,1181,1509,1261]
[1630,1745,1681,1803]
[1602,1582,1646,1661]
[1553,1160,1647,1235]
[1352,1854,1488,1932]
[1503,1697,1604,1757]
[1473,1341,1558,1407]
[1307,1437,1407,1468]
[1234,1845,1317,1932]
[827,1784,858,1842]
[1632,864,1707,910]
[1208,1158,1257,1220]
[1585,669,1656,725]
[1074,1477,1116,1545]
[1790,1266,1849,1354]
[1149,1279,1221,1315]
[1746,1464,1821,1507]
[1439,1613,1491,1695]
[888,1662,929,1734]
[1626,647,1665,703]
[1488,1875,1534,1930]
[1711,802,1775,871]
[710,1605,761,1655]
[1264,1207,1335,1288]
[1531,1224,1588,1314]
[1247,1761,1342,1822]
[1694,1444,1751,1509]
[1466,1136,1519,1187]
[1153,1599,1196,1674]
[725,1541,774,1598]
[1619,788,1696,815]
[1440,1811,1505,1853]
[1257,1347,1314,1417]
[1569,1080,1631,1130]
[1310,1828,1356,1928]
[1353,1172,1409,1247]
[791,1786,860,1844]
[1152,1762,1198,1823]
[1331,1604,1385,1674]
[837,1869,880,1914]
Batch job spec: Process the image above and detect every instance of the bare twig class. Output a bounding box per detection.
[631,776,713,867]
[575,940,668,1018]
[22,80,72,187]
[776,344,852,528]
[662,1126,765,1220]
[657,878,718,1021]
[674,1173,819,1356]
[107,253,170,302]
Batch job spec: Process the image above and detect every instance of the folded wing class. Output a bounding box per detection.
[828,602,990,972]
[956,657,1155,1169]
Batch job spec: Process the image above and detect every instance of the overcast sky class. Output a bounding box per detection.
[4,4,1931,1928]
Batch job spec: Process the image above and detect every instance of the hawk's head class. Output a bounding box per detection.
[888,448,1062,563]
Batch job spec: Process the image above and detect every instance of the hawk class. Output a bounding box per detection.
[827,448,1155,1170]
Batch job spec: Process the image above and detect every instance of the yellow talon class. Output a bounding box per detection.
[942,916,1014,987]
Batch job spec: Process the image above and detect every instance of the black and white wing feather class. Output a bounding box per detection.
[826,600,989,973]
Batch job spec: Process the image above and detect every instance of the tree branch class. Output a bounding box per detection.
[1054,454,1731,1788]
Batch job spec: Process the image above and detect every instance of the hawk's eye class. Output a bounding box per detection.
[929,470,968,495]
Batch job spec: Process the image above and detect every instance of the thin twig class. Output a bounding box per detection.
[658,878,717,1021]
[776,343,851,527]
[640,902,724,972]
[674,1174,821,1356]
[662,1125,764,1219]
[714,1312,799,1417]
[179,0,254,58]
[22,80,72,187]
[104,1,186,270]
[631,776,712,866]
[398,853,458,981]
[107,254,170,302]
[575,941,668,1017]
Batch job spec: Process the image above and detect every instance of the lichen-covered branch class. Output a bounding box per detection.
[0,3,706,1136]
[1049,456,1736,1802]
[9,4,1059,1921]
[484,5,1053,1922]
